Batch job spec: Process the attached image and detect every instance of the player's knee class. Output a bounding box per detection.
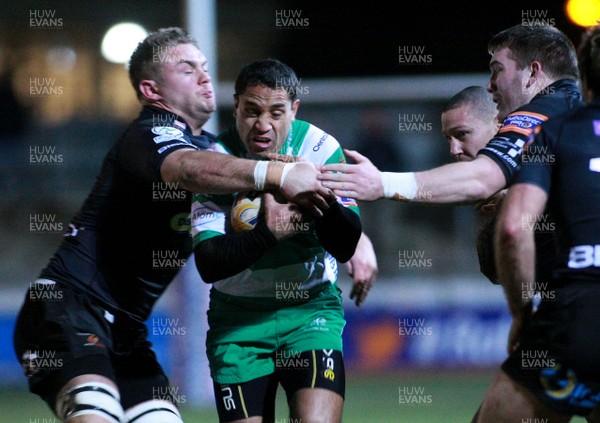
[124,399,182,423]
[55,381,125,423]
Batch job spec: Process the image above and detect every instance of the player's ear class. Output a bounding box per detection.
[139,79,161,101]
[233,94,239,118]
[527,61,542,85]
[290,99,300,121]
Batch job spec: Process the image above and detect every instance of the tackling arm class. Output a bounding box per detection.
[162,149,331,216]
[319,150,506,205]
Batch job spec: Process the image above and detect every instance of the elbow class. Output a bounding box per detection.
[468,180,499,202]
[193,252,217,284]
[334,247,356,264]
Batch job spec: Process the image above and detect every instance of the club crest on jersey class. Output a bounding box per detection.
[152,126,185,143]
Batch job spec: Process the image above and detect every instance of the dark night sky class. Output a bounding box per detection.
[272,0,585,77]
[2,0,586,79]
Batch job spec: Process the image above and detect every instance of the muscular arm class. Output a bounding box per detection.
[162,149,256,193]
[495,183,548,352]
[319,150,506,205]
[413,155,507,204]
[162,148,331,214]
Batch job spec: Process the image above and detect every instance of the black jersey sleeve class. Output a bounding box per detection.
[117,123,200,183]
[193,220,279,283]
[314,200,362,263]
[513,124,555,195]
[478,80,583,186]
[477,108,549,185]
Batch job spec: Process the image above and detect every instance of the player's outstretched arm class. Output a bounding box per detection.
[346,232,378,307]
[161,149,330,216]
[320,150,507,205]
[318,150,385,201]
[495,182,548,353]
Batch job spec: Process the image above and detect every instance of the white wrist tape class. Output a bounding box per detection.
[380,172,418,201]
[280,162,300,187]
[253,160,269,191]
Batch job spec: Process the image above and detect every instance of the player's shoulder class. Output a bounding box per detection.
[525,79,584,117]
[295,120,340,149]
[125,106,197,147]
[538,100,596,136]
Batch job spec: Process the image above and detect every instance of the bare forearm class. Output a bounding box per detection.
[174,150,257,193]
[411,157,506,205]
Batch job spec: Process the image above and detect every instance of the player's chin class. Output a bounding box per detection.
[249,144,273,157]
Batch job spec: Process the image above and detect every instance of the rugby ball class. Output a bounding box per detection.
[231,192,262,232]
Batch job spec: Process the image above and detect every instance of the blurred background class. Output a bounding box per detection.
[0,0,595,421]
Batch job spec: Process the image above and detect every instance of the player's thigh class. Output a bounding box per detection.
[111,316,174,411]
[477,371,570,423]
[278,349,345,423]
[213,374,278,423]
[13,280,117,412]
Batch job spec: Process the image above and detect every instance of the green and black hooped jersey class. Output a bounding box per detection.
[191,120,359,302]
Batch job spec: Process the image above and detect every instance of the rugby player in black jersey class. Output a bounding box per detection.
[319,24,583,207]
[477,24,600,423]
[11,27,343,423]
[319,24,585,422]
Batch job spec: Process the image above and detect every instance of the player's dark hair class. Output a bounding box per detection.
[442,86,497,122]
[128,27,198,99]
[234,58,299,102]
[577,25,600,97]
[488,24,579,81]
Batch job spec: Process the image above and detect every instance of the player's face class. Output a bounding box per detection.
[487,47,532,121]
[154,43,216,124]
[441,104,499,162]
[234,84,299,157]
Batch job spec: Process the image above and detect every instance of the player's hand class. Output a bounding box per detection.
[263,192,304,240]
[280,162,331,218]
[318,149,384,201]
[346,233,378,307]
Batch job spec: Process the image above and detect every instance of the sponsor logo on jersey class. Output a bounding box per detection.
[498,111,547,137]
[312,132,329,152]
[157,142,195,154]
[152,126,185,143]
